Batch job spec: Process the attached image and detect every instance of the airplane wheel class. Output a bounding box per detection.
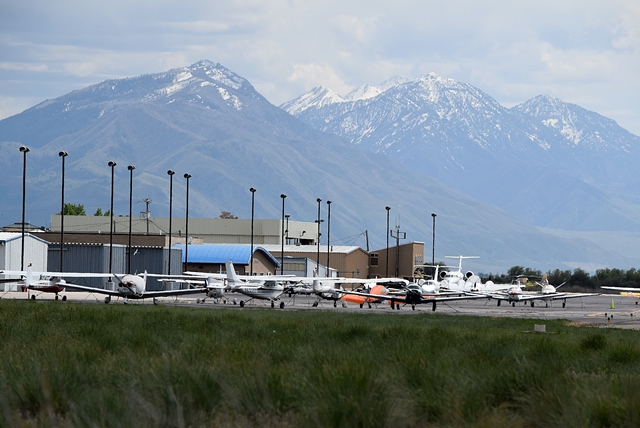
[531,302,534,307]
[396,304,400,310]
[342,301,347,308]
[104,296,111,304]
[359,304,363,308]
[271,301,275,308]
[497,301,501,306]
[412,305,416,311]
[214,298,219,304]
[196,298,201,304]
[153,298,158,306]
[333,301,337,308]
[55,295,59,301]
[280,302,285,309]
[368,303,372,309]
[512,302,516,307]
[31,295,35,300]
[62,296,67,301]
[240,301,245,308]
[312,301,318,307]
[562,302,566,308]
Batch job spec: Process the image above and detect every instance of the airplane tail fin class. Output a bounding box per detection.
[225,261,241,286]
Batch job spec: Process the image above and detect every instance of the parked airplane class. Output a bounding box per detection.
[0,264,113,301]
[225,261,286,308]
[486,274,598,308]
[63,271,206,304]
[340,281,488,311]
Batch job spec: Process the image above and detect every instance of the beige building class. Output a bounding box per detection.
[368,241,425,279]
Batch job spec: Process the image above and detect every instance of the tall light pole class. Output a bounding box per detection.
[58,151,68,273]
[385,206,391,277]
[184,173,192,273]
[326,200,332,275]
[285,214,290,242]
[431,213,437,266]
[316,198,323,275]
[19,146,29,271]
[167,170,175,275]
[280,194,286,275]
[127,165,135,274]
[250,187,256,275]
[108,161,116,274]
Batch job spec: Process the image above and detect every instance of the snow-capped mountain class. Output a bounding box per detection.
[282,74,640,231]
[0,61,635,272]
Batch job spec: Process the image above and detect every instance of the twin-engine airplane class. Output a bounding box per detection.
[485,274,598,308]
[339,279,489,311]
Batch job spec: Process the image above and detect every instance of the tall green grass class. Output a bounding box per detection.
[1,300,640,427]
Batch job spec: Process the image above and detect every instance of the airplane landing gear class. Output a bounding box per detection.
[342,301,347,308]
[104,296,111,304]
[280,302,285,309]
[153,297,158,306]
[531,301,535,308]
[312,301,319,307]
[55,295,59,301]
[512,302,516,307]
[497,301,501,307]
[412,305,416,311]
[31,295,36,300]
[333,301,337,308]
[62,295,67,301]
[271,301,275,308]
[240,300,245,308]
[562,300,566,308]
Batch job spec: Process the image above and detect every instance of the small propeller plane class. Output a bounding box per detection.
[62,271,207,304]
[225,261,286,308]
[0,264,114,301]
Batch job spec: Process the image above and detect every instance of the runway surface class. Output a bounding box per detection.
[3,289,639,330]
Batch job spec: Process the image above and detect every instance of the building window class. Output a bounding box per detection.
[370,253,379,266]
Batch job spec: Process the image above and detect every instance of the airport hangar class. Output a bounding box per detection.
[4,216,425,283]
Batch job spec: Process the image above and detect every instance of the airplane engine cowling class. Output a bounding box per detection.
[439,271,447,279]
[465,271,474,279]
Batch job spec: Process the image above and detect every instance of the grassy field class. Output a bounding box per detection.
[1,301,640,427]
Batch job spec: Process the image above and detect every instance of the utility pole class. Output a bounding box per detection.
[390,223,406,278]
[142,198,152,235]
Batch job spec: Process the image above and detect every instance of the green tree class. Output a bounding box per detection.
[58,203,86,216]
[94,208,110,216]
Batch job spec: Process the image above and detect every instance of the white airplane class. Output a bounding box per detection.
[63,270,206,304]
[0,264,114,301]
[486,274,598,308]
[225,261,286,308]
[153,275,230,304]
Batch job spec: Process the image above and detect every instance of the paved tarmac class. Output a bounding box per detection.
[2,289,639,330]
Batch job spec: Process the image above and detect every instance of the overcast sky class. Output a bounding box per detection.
[1,0,639,134]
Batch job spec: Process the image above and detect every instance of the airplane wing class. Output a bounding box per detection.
[62,283,206,298]
[602,286,640,293]
[61,283,122,296]
[1,270,114,278]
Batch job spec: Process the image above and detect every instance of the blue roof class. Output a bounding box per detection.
[172,244,280,267]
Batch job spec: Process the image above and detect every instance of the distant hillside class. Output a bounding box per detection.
[282,74,640,232]
[0,61,632,272]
